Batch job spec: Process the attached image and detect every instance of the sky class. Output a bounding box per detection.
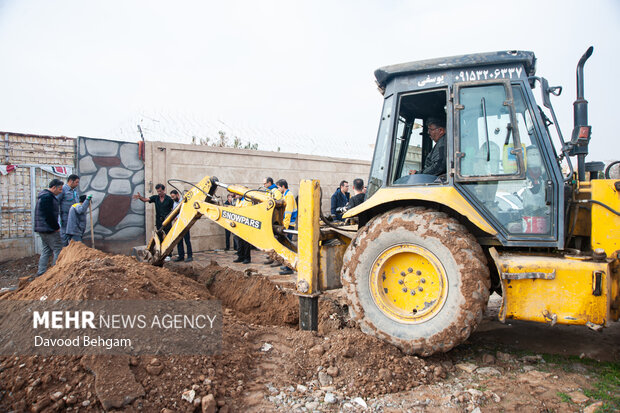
[0,0,618,162]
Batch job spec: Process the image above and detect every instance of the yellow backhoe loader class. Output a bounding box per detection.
[137,47,619,356]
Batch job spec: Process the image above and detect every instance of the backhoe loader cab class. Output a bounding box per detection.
[362,51,564,247]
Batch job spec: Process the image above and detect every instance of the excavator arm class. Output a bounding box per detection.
[140,176,295,267]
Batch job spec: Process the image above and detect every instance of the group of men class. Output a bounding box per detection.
[330,178,366,221]
[34,174,92,277]
[227,177,298,276]
[34,172,368,279]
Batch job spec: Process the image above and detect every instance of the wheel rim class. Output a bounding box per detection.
[369,244,448,324]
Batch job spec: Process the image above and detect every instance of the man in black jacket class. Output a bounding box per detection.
[410,118,447,176]
[133,183,174,232]
[330,180,350,221]
[344,178,366,211]
[34,179,64,276]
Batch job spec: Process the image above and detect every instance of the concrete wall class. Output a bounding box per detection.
[144,142,371,251]
[0,132,75,262]
[77,137,146,254]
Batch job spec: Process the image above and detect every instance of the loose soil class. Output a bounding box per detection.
[0,255,39,288]
[0,243,617,412]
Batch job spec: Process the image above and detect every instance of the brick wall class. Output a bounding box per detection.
[0,132,75,262]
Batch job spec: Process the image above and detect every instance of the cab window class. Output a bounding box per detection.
[457,82,554,236]
[390,89,447,185]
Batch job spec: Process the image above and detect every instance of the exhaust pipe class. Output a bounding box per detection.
[572,46,594,181]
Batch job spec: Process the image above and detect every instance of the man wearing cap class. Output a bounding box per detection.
[65,194,92,243]
[410,118,447,176]
[57,174,80,246]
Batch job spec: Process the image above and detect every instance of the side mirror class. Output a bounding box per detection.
[540,77,551,108]
[538,77,562,109]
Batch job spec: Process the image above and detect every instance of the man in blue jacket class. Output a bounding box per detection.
[34,179,64,276]
[65,194,92,242]
[330,180,350,221]
[57,174,80,246]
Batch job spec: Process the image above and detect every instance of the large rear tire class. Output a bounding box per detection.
[342,207,490,356]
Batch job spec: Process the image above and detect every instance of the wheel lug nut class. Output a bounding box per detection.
[418,286,424,292]
[420,278,426,283]
[408,268,413,273]
[416,270,422,275]
[398,279,404,285]
[402,287,408,293]
[411,290,416,295]
[400,271,406,277]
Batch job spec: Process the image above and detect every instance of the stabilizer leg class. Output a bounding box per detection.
[299,296,318,331]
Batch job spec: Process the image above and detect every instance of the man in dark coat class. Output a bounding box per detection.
[410,118,447,176]
[133,183,175,261]
[344,178,366,211]
[34,179,64,276]
[133,183,174,232]
[330,180,350,221]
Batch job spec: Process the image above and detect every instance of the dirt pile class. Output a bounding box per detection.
[6,241,211,301]
[0,243,254,412]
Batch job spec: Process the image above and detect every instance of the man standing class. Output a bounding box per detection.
[263,177,280,197]
[65,194,92,243]
[134,184,175,262]
[133,184,174,233]
[276,179,297,275]
[343,178,365,211]
[34,179,64,276]
[170,190,193,262]
[330,180,349,221]
[410,118,447,176]
[57,174,80,246]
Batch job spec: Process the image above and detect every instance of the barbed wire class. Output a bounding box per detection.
[106,110,374,160]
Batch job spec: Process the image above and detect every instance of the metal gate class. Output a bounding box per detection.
[0,164,72,256]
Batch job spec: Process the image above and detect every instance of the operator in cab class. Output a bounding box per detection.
[409,118,447,176]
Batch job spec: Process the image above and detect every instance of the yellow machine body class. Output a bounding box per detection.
[490,248,619,326]
[485,179,620,327]
[590,179,620,256]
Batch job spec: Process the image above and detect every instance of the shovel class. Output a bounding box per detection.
[89,202,95,248]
